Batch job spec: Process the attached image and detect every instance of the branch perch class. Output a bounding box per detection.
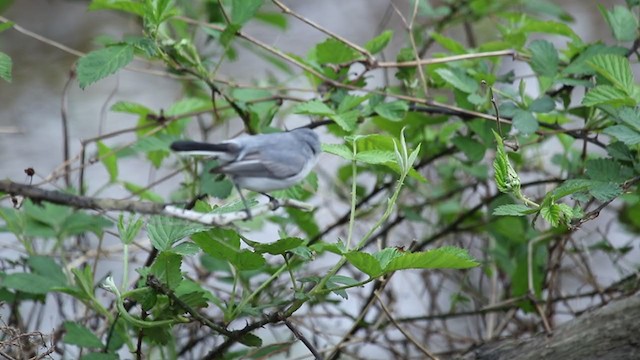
[0,180,313,226]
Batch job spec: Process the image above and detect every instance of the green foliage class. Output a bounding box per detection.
[77,45,134,88]
[0,51,11,82]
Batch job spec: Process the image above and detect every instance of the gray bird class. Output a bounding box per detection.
[170,128,321,217]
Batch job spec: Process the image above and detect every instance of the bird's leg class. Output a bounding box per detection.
[234,182,252,220]
[261,193,280,210]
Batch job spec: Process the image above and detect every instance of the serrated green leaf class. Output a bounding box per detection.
[607,141,634,161]
[96,141,118,182]
[337,94,369,113]
[330,110,359,131]
[552,179,592,199]
[293,100,335,116]
[617,107,640,132]
[540,203,562,227]
[374,101,408,121]
[529,39,559,77]
[0,52,12,83]
[513,109,539,135]
[77,45,134,88]
[147,216,207,251]
[322,143,353,160]
[63,322,104,348]
[588,55,634,94]
[149,252,183,290]
[601,5,639,42]
[385,247,479,272]
[604,125,640,145]
[589,181,622,201]
[582,85,634,106]
[253,237,305,255]
[492,130,521,194]
[316,38,361,64]
[435,68,479,93]
[231,0,263,25]
[493,204,535,216]
[585,158,629,183]
[344,252,383,277]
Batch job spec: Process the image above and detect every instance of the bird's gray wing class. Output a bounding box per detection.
[212,148,306,179]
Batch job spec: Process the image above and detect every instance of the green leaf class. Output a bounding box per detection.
[111,101,152,116]
[513,110,539,135]
[330,110,359,131]
[582,85,634,106]
[451,136,486,162]
[337,94,369,113]
[2,273,52,294]
[253,237,305,255]
[588,55,634,94]
[117,214,143,245]
[28,256,66,286]
[0,51,11,83]
[604,125,640,145]
[589,181,622,201]
[551,179,591,199]
[88,0,146,16]
[322,143,353,160]
[374,101,408,121]
[617,107,640,131]
[80,353,118,360]
[493,204,536,216]
[585,158,629,183]
[146,216,207,251]
[529,96,555,113]
[77,45,134,88]
[293,100,335,116]
[96,141,118,182]
[492,130,521,194]
[149,252,183,290]
[254,11,288,30]
[316,38,361,64]
[435,68,479,93]
[430,32,466,54]
[231,0,264,25]
[529,39,559,77]
[540,203,562,227]
[601,5,639,42]
[192,230,265,271]
[63,322,104,348]
[344,252,383,277]
[385,247,479,272]
[364,30,393,54]
[122,181,164,202]
[354,150,397,164]
[238,333,263,347]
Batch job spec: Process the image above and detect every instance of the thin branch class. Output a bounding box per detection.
[283,318,324,360]
[0,180,313,226]
[374,291,439,360]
